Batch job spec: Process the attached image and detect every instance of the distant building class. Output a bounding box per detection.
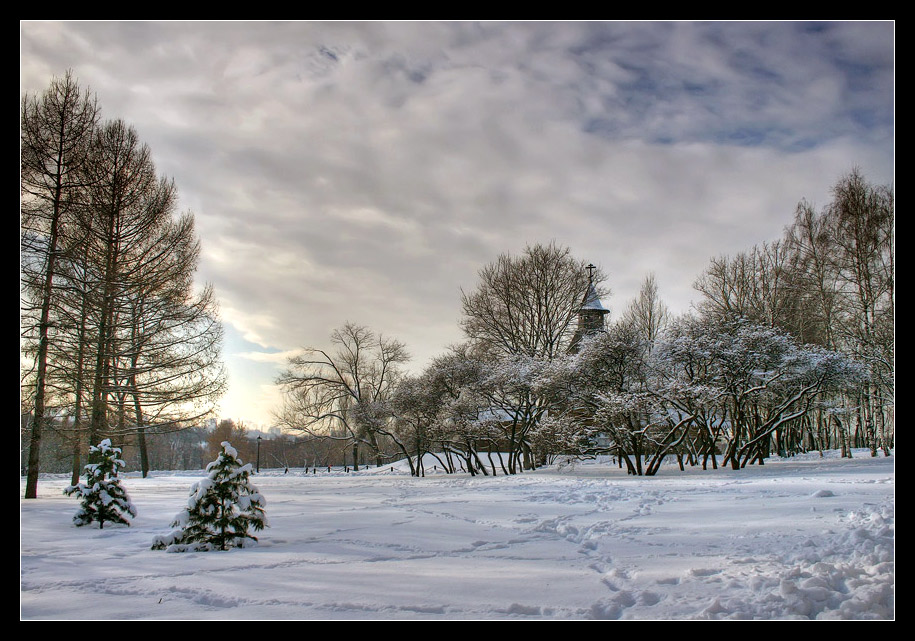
[568,265,609,353]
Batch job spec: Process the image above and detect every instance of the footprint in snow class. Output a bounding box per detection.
[637,591,662,606]
[504,603,542,616]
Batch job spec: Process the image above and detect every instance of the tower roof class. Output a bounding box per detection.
[581,282,609,314]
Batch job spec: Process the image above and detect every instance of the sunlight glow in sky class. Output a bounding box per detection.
[20,21,895,427]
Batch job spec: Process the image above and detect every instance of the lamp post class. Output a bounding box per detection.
[256,435,262,473]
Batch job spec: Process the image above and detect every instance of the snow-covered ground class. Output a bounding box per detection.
[20,449,894,620]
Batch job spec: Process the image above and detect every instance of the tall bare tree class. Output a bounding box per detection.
[118,213,227,476]
[622,272,670,348]
[827,169,894,455]
[79,119,174,451]
[458,243,605,470]
[23,95,227,489]
[21,71,99,498]
[786,200,842,348]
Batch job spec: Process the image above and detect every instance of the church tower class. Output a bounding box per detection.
[569,264,609,353]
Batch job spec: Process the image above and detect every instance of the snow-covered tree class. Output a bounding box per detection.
[539,313,866,474]
[651,314,866,469]
[695,169,894,456]
[63,439,136,529]
[151,441,268,552]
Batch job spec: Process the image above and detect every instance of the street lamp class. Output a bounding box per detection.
[256,435,262,473]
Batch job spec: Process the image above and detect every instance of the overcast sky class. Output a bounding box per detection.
[20,21,895,429]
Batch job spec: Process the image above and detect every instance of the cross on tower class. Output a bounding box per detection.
[586,263,596,283]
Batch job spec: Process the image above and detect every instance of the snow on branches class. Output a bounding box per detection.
[64,439,137,529]
[152,441,268,552]
[515,314,868,474]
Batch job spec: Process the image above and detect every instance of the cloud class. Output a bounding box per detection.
[21,21,894,425]
[235,349,304,365]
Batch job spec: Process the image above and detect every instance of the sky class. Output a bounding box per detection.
[19,21,895,429]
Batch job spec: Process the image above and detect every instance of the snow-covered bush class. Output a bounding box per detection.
[64,439,137,529]
[151,441,268,552]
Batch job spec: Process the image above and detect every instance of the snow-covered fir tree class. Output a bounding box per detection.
[151,441,268,552]
[63,439,137,529]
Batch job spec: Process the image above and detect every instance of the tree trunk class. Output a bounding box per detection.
[24,194,62,499]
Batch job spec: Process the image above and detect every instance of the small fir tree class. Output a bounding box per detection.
[152,441,268,552]
[64,439,137,529]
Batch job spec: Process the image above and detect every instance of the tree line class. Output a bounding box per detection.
[693,168,894,459]
[21,71,226,497]
[276,171,893,476]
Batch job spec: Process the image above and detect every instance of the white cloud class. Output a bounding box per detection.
[21,21,894,425]
[235,349,303,364]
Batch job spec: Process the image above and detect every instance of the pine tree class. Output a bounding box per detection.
[152,442,268,552]
[63,439,137,529]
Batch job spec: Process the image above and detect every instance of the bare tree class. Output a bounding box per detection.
[22,74,227,488]
[77,119,168,450]
[21,71,99,498]
[275,323,409,467]
[826,169,894,456]
[387,375,431,476]
[693,241,798,331]
[23,112,226,485]
[117,212,227,476]
[622,272,670,348]
[460,242,604,360]
[780,170,893,454]
[786,200,842,348]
